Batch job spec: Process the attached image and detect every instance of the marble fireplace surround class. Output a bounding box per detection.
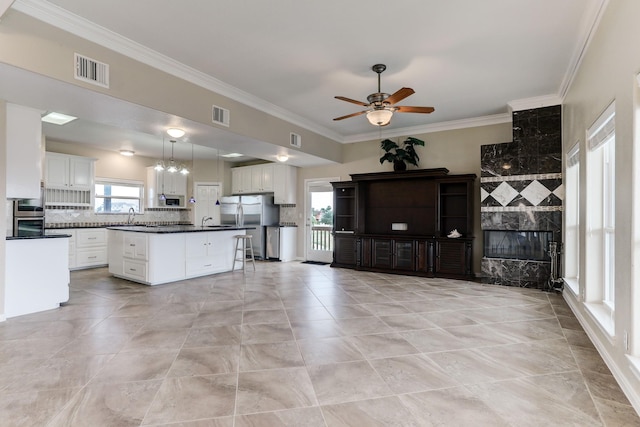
[480,105,563,288]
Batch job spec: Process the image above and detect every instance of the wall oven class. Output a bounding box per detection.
[13,187,45,237]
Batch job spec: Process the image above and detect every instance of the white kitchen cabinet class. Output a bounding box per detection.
[185,231,231,276]
[232,163,293,200]
[6,103,43,199]
[46,227,108,269]
[123,232,148,260]
[231,169,243,194]
[76,228,108,268]
[273,164,297,204]
[279,226,297,262]
[45,152,95,190]
[146,167,188,207]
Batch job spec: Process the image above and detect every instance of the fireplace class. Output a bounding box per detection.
[483,230,553,261]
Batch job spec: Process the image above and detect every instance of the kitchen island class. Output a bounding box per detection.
[107,225,253,285]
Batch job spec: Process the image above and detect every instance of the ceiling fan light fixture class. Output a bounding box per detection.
[367,109,393,126]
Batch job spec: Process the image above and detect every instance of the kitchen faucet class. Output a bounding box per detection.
[127,207,136,224]
[201,216,213,227]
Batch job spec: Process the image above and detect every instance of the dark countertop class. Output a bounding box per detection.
[107,225,255,234]
[7,234,71,241]
[46,223,192,229]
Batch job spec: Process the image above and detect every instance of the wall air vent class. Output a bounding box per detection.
[74,53,109,88]
[212,105,230,127]
[290,132,301,148]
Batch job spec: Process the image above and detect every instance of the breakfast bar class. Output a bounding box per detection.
[107,225,254,285]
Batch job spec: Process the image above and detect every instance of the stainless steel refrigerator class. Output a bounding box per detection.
[220,194,279,259]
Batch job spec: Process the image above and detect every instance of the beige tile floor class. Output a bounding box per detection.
[0,262,638,426]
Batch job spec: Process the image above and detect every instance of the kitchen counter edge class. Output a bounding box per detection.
[106,225,256,234]
[7,234,72,241]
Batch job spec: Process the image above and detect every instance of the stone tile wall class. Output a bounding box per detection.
[480,105,562,288]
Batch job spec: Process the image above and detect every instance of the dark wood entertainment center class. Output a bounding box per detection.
[331,168,476,280]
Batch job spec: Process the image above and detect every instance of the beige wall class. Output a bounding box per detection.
[0,10,342,163]
[562,0,640,411]
[297,122,513,273]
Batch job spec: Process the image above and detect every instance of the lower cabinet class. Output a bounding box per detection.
[185,232,234,277]
[46,228,108,270]
[339,235,473,280]
[332,233,358,267]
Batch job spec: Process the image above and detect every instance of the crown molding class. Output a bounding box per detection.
[11,0,345,142]
[507,95,562,112]
[343,113,512,144]
[558,0,609,100]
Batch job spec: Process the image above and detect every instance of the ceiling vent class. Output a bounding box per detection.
[74,53,109,88]
[290,132,301,148]
[212,105,230,127]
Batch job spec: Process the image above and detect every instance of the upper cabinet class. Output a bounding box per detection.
[44,152,95,207]
[45,152,94,190]
[232,164,297,204]
[6,103,43,199]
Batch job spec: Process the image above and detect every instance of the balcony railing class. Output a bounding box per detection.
[311,225,333,251]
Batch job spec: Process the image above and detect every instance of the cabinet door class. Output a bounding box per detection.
[435,239,469,277]
[124,234,148,260]
[273,164,296,204]
[6,104,42,199]
[241,168,252,194]
[251,166,263,192]
[69,157,93,189]
[231,169,243,194]
[393,240,415,271]
[45,154,69,188]
[371,239,393,269]
[185,233,209,258]
[261,164,274,192]
[333,235,357,267]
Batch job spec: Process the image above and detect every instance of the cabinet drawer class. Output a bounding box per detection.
[77,229,107,247]
[123,259,148,281]
[76,248,108,267]
[186,257,216,276]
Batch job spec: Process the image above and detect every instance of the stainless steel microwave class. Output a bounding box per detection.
[158,195,185,208]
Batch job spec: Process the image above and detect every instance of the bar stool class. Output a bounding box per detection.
[232,234,256,272]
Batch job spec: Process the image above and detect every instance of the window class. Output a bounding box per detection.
[585,102,615,334]
[95,178,144,213]
[564,143,580,294]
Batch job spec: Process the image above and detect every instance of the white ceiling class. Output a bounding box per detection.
[3,0,605,166]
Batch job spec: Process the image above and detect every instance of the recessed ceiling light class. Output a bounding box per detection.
[41,112,77,125]
[119,150,135,156]
[166,128,185,138]
[221,152,243,158]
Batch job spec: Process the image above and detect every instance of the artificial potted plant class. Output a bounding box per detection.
[379,136,425,171]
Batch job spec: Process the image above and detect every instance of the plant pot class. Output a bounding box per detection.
[393,160,407,171]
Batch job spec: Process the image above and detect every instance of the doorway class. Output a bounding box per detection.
[305,178,338,263]
[194,182,221,226]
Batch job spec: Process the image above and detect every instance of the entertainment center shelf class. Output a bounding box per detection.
[331,168,475,280]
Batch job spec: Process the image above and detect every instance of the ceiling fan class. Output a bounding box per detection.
[333,64,435,126]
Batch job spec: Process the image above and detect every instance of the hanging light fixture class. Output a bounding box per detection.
[155,137,166,171]
[188,143,196,204]
[167,140,178,173]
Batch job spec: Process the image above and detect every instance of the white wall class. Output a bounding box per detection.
[562,0,640,412]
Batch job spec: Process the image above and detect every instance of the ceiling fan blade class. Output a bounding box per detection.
[395,106,435,114]
[335,96,369,107]
[333,110,368,121]
[384,87,415,105]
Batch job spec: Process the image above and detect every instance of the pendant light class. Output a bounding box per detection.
[167,140,178,173]
[188,143,196,204]
[215,148,221,205]
[155,137,166,171]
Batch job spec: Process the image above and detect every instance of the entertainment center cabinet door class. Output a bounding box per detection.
[333,234,358,267]
[435,238,474,279]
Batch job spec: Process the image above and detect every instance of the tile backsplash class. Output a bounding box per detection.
[45,207,191,228]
